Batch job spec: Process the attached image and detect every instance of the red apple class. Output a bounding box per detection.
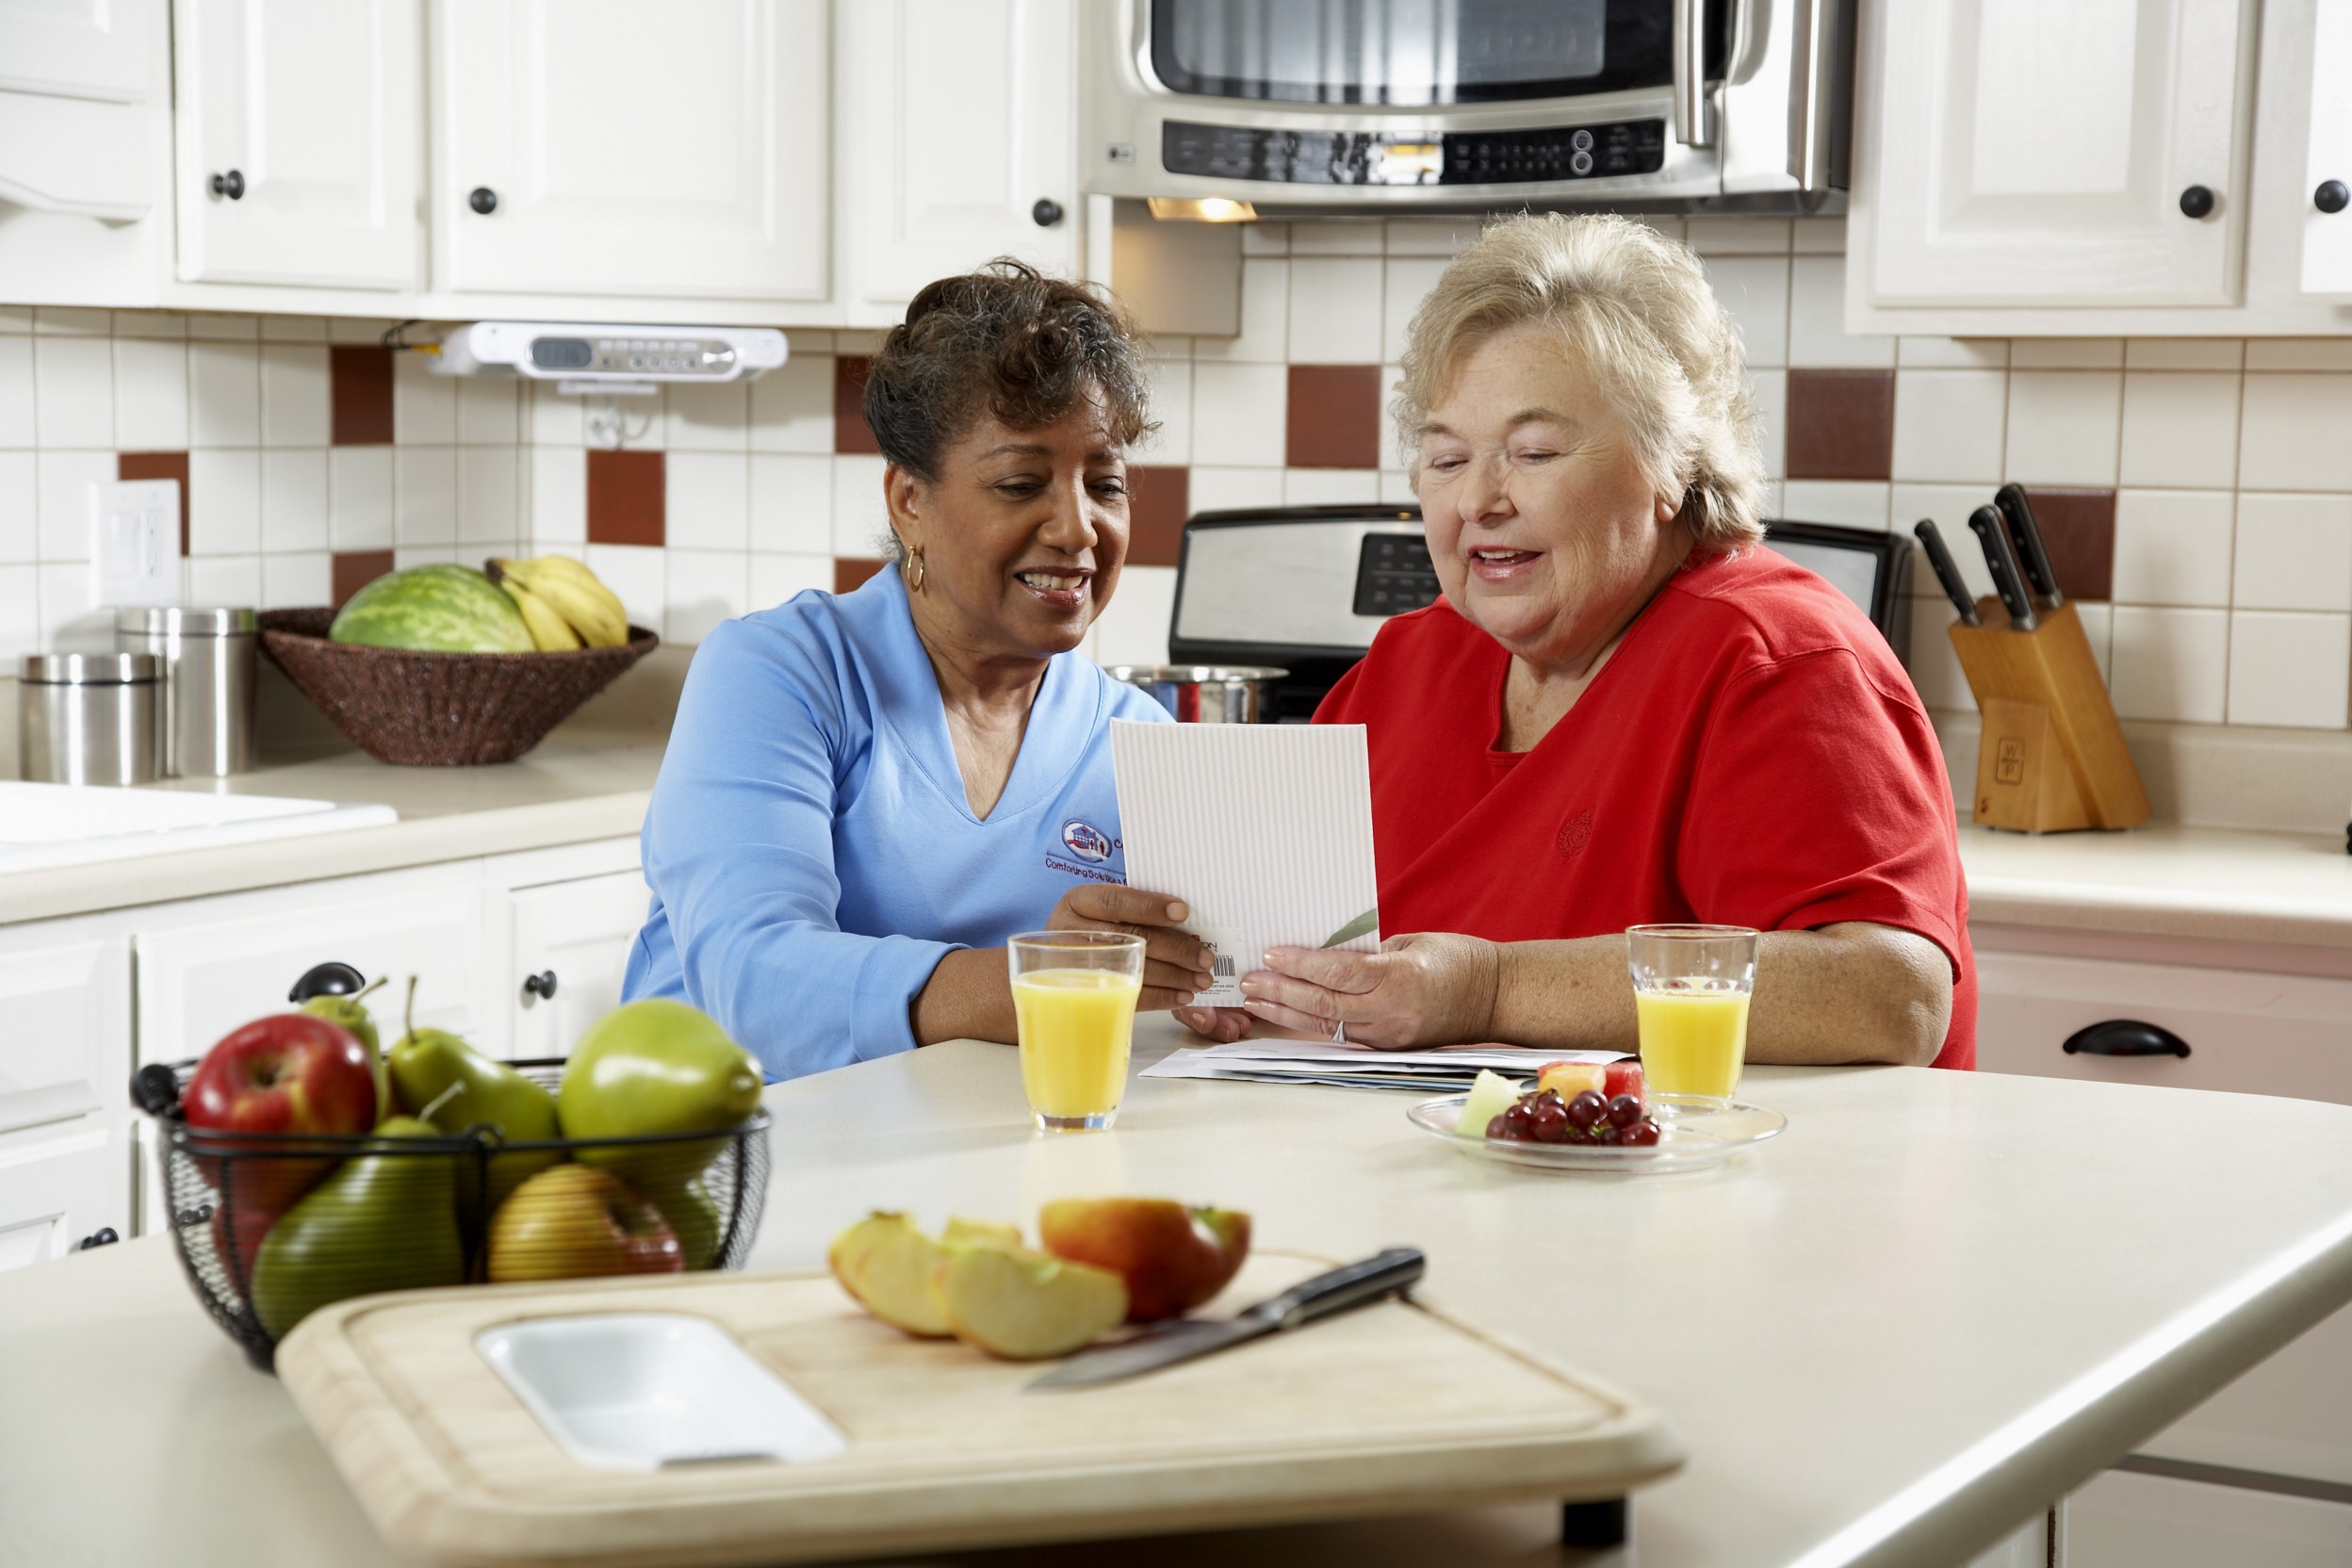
[183,1012,378,1214]
[486,1164,683,1283]
[1603,1058,1645,1104]
[1038,1198,1251,1322]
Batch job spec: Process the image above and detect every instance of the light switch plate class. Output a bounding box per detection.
[90,479,181,607]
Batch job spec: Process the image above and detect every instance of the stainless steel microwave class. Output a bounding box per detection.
[1082,1,1852,215]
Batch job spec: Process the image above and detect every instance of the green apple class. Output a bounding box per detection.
[300,975,389,1119]
[249,1117,466,1339]
[640,1174,723,1271]
[558,1000,761,1182]
[486,1164,683,1284]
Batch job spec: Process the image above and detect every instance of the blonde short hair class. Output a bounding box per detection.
[1395,213,1766,549]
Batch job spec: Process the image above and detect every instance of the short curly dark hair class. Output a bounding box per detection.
[862,258,1153,485]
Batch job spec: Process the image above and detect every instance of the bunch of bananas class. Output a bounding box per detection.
[488,556,631,651]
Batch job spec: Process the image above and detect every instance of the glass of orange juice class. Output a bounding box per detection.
[1008,931,1146,1132]
[1627,924,1759,1106]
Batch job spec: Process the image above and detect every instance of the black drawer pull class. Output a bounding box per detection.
[288,961,367,1004]
[2064,1020,2190,1058]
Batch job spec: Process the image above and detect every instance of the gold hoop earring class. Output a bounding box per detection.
[901,547,925,593]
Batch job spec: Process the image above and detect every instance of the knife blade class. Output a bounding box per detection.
[1994,482,2065,609]
[1025,1247,1426,1392]
[1967,504,2038,631]
[1912,519,1982,627]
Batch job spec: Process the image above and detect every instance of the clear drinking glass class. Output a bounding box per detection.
[1007,931,1146,1132]
[1626,924,1760,1105]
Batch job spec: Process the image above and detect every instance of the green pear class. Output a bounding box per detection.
[301,975,389,1119]
[387,978,561,1211]
[248,1117,466,1339]
[639,1174,723,1270]
[559,1000,762,1184]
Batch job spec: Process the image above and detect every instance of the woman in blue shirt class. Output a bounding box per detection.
[624,262,1212,1080]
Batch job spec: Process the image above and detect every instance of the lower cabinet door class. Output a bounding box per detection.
[0,1125,119,1273]
[504,870,653,1063]
[2066,1470,2352,1568]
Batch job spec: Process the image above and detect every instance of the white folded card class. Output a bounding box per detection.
[1111,720,1381,1005]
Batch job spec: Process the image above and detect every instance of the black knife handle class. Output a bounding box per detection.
[1250,1248,1426,1331]
[1968,505,2037,631]
[1912,519,1983,627]
[1995,483,2065,609]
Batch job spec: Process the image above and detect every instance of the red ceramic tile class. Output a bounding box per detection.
[835,356,880,454]
[1786,368,1896,482]
[587,449,665,547]
[2018,486,2116,601]
[1285,365,1381,470]
[116,450,190,554]
[1126,466,1190,567]
[332,549,394,607]
[834,556,887,595]
[329,346,395,445]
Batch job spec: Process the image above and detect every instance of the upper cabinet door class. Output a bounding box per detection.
[172,0,421,289]
[1865,0,2257,307]
[0,0,150,102]
[433,0,829,302]
[2301,0,2352,298]
[842,0,1076,318]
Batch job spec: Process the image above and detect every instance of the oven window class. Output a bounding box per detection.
[1150,0,1694,105]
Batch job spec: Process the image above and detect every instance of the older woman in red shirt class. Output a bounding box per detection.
[1177,213,1972,1069]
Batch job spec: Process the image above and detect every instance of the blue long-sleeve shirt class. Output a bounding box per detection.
[622,568,1171,1080]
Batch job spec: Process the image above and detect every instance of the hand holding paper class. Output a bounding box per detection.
[1238,930,1505,1049]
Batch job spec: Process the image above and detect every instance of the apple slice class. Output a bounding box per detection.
[932,1243,1128,1360]
[1537,1061,1607,1100]
[1458,1069,1520,1139]
[1038,1198,1252,1322]
[829,1213,1026,1338]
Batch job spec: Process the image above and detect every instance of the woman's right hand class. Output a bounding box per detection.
[1046,885,1217,1011]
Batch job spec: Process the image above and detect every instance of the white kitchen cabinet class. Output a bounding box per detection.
[841,0,1077,320]
[2299,1,2352,297]
[0,921,130,1140]
[431,0,830,302]
[500,869,652,1064]
[172,0,422,289]
[0,1127,120,1275]
[0,0,152,103]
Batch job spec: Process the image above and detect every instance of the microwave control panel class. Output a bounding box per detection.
[1162,119,1666,187]
[1351,532,1443,618]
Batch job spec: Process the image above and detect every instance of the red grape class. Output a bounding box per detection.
[1606,1094,1642,1129]
[1564,1089,1608,1130]
[1528,1097,1570,1142]
[1486,1118,1524,1142]
[1619,1118,1662,1148]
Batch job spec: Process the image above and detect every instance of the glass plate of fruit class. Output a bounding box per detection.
[1408,1063,1787,1174]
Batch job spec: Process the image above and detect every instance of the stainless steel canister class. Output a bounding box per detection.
[1105,664,1288,723]
[116,607,257,776]
[19,653,162,784]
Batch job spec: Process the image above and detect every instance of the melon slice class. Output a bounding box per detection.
[932,1244,1128,1360]
[1458,1069,1521,1139]
[1537,1060,1607,1100]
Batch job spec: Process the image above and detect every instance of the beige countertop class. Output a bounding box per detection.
[1958,823,2352,949]
[6,1018,2352,1568]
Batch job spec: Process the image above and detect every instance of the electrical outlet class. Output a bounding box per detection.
[90,479,181,607]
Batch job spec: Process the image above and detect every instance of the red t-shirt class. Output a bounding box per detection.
[1315,547,1976,1070]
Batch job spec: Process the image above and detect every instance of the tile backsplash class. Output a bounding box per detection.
[4,212,2350,737]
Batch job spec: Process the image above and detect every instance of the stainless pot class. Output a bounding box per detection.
[1107,664,1287,724]
[19,653,162,784]
[116,607,257,777]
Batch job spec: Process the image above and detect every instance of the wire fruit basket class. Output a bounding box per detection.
[133,1059,770,1372]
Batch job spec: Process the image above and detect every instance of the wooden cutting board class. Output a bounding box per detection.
[276,1251,1683,1568]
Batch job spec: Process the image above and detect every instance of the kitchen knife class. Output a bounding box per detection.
[1967,504,2038,631]
[1994,483,2066,609]
[1912,519,1983,627]
[1025,1248,1426,1391]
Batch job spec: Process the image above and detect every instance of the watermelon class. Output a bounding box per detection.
[330,564,535,654]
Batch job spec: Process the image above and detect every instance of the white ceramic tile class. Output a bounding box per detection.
[1092,564,1176,666]
[36,450,115,561]
[2231,493,2352,612]
[665,382,750,450]
[1790,218,1846,254]
[1704,255,1789,369]
[259,315,328,341]
[2226,611,2351,727]
[2238,374,2352,491]
[33,335,111,448]
[1190,362,1286,468]
[1757,480,1785,518]
[1745,368,1788,482]
[0,337,33,447]
[111,336,188,450]
[665,451,749,549]
[749,453,831,555]
[749,550,832,611]
[392,546,462,569]
[2109,606,2228,723]
[2009,339,2124,369]
[1379,469,1419,505]
[1686,218,1788,254]
[2003,371,2122,485]
[1788,255,1893,368]
[328,317,401,345]
[1890,369,2006,484]
[37,560,110,651]
[260,550,332,610]
[1144,334,1194,360]
[1282,468,1380,505]
[662,547,751,643]
[1135,358,1192,466]
[1904,603,1974,710]
[184,554,264,613]
[1285,257,1383,363]
[1187,466,1287,514]
[2245,340,2352,371]
[454,377,519,446]
[114,311,187,339]
[0,452,33,563]
[527,447,585,546]
[0,306,27,334]
[832,329,887,357]
[1892,482,2001,605]
[455,448,519,546]
[1779,480,1890,529]
[328,447,394,551]
[2110,489,2232,607]
[1380,362,1410,472]
[2126,339,2243,370]
[829,453,890,557]
[186,313,259,341]
[33,307,108,335]
[394,447,457,546]
[258,344,331,447]
[528,382,584,446]
[1193,258,1289,363]
[1385,218,1478,256]
[748,354,833,453]
[1381,255,1447,365]
[187,449,261,557]
[1240,221,1289,256]
[583,544,665,632]
[1288,220,1383,255]
[392,351,457,445]
[188,340,260,448]
[1899,337,2007,369]
[0,564,39,659]
[259,449,329,553]
[2117,372,2240,489]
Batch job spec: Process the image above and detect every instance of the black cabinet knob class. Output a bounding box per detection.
[469,187,499,215]
[75,1228,120,1251]
[1032,198,1065,228]
[521,970,558,1002]
[130,1063,182,1118]
[2178,184,2216,220]
[2318,180,2351,215]
[287,961,367,1004]
[2063,1020,2190,1058]
[208,170,245,201]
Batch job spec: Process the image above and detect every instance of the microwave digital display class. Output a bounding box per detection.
[1163,120,1666,186]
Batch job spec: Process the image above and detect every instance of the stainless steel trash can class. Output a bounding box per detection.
[116,607,257,776]
[19,653,162,785]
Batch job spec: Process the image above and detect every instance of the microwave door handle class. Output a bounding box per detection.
[1784,0,1834,188]
[1674,0,1715,147]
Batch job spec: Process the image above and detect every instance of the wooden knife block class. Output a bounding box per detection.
[1948,599,2150,833]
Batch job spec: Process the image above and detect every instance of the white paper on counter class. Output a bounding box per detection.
[1112,720,1382,1005]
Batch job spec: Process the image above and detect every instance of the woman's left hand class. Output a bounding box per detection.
[1237,932,1503,1049]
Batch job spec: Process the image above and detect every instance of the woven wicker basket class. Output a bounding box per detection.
[258,608,658,767]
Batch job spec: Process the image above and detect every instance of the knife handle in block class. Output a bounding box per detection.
[1253,1249,1426,1331]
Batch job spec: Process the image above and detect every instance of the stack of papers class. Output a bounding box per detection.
[1143,1041,1628,1093]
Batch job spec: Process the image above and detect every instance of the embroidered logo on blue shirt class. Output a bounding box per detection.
[1059,819,1113,862]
